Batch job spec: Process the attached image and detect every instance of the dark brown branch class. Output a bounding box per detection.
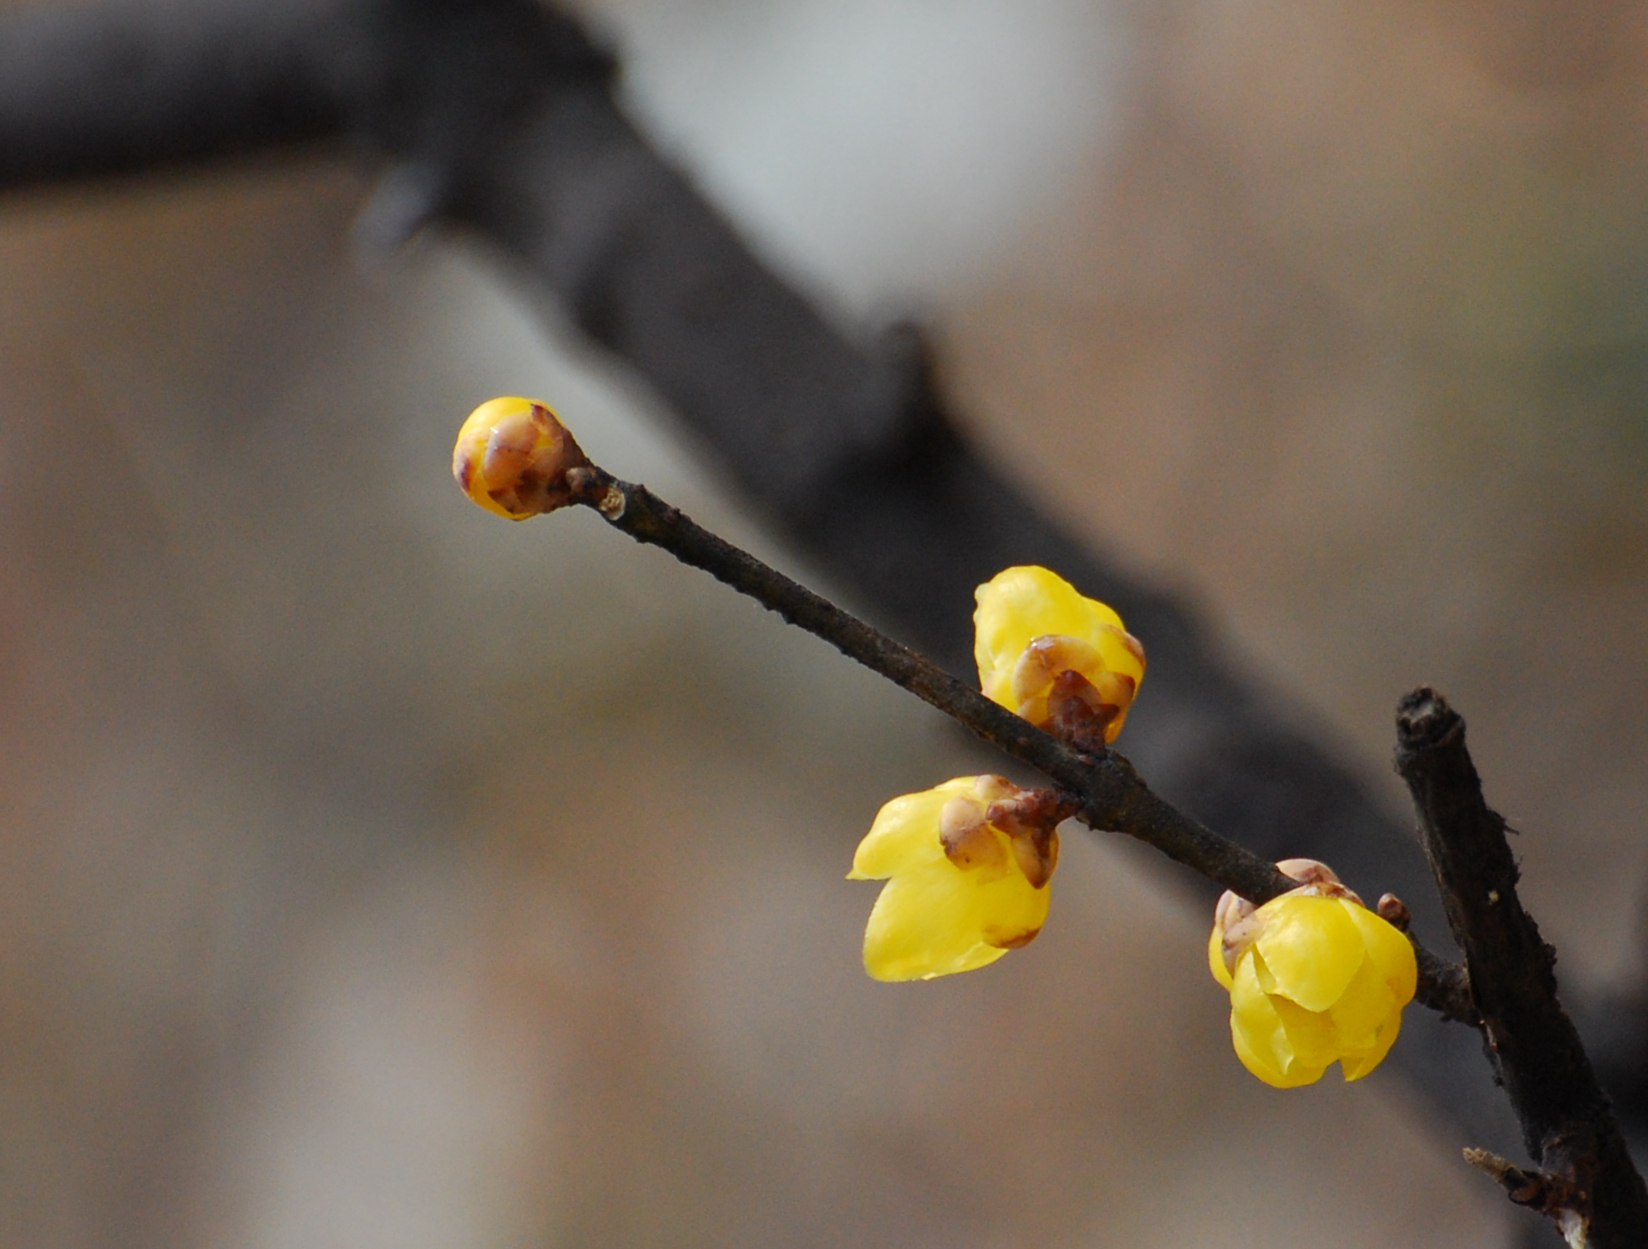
[1396,688,1648,1246]
[561,463,1475,1019]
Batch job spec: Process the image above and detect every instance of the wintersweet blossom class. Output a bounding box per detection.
[973,565,1145,741]
[1209,859,1417,1088]
[452,395,589,519]
[848,776,1055,981]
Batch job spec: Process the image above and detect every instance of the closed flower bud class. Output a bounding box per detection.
[973,566,1145,742]
[452,396,590,519]
[848,775,1058,981]
[1209,859,1418,1088]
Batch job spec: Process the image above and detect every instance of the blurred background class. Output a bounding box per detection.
[4,0,1648,1243]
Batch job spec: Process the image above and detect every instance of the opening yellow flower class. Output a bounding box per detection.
[848,776,1055,981]
[1209,860,1417,1088]
[973,566,1144,741]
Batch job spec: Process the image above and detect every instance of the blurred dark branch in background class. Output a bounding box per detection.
[5,0,1640,1196]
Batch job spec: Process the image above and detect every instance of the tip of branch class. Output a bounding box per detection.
[1395,687,1461,752]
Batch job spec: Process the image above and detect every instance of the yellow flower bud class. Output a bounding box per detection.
[848,776,1055,981]
[1209,860,1417,1088]
[452,396,590,519]
[973,566,1145,741]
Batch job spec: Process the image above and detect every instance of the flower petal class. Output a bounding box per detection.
[1340,899,1418,1005]
[861,852,1049,981]
[849,778,975,880]
[1229,954,1332,1087]
[1208,923,1234,990]
[1251,894,1365,1012]
[1340,1012,1403,1081]
[1327,955,1396,1056]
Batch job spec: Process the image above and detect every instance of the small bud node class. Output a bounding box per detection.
[1376,893,1412,932]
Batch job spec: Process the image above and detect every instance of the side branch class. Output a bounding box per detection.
[1395,688,1648,1246]
[563,464,1472,1017]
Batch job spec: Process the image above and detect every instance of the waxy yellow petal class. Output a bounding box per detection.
[1251,894,1365,1013]
[1208,923,1234,990]
[862,853,1049,981]
[1340,1013,1403,1082]
[1343,898,1419,1002]
[1230,953,1334,1088]
[1326,956,1397,1055]
[849,779,974,880]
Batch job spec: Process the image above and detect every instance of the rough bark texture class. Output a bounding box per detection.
[1397,689,1648,1246]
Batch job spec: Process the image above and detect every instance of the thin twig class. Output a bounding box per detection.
[1396,688,1648,1246]
[561,464,1473,1019]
